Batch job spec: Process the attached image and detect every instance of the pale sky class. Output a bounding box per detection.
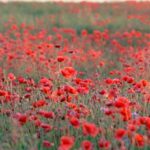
[0,0,149,2]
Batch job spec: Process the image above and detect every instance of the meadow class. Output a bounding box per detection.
[0,1,150,150]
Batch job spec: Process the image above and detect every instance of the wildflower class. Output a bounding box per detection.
[38,110,55,119]
[40,123,52,133]
[43,140,53,148]
[114,97,129,108]
[99,89,107,95]
[105,78,113,85]
[134,134,145,147]
[115,128,126,140]
[57,56,66,62]
[64,85,78,95]
[61,67,77,79]
[32,99,47,108]
[81,140,93,150]
[82,122,99,137]
[69,117,80,128]
[98,139,111,149]
[8,73,16,81]
[59,136,74,150]
[15,113,28,125]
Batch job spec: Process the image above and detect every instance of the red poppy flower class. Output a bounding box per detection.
[38,110,55,119]
[69,117,80,128]
[57,56,66,62]
[105,78,113,85]
[61,67,77,79]
[43,140,53,148]
[134,134,145,147]
[120,108,131,121]
[140,79,148,87]
[8,73,16,81]
[81,140,93,150]
[98,139,111,149]
[64,85,78,95]
[82,122,99,137]
[32,99,47,108]
[0,90,7,96]
[59,136,74,150]
[115,128,126,140]
[99,89,107,95]
[15,113,28,125]
[40,123,52,133]
[114,97,129,108]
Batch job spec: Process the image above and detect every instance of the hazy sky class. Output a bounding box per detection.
[0,0,149,2]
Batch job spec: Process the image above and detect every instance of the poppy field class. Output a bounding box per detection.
[0,1,150,150]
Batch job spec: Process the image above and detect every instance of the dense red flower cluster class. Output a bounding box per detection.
[0,1,150,150]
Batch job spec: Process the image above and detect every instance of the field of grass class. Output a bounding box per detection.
[0,2,150,33]
[0,1,150,150]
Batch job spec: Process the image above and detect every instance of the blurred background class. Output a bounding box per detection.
[0,0,150,2]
